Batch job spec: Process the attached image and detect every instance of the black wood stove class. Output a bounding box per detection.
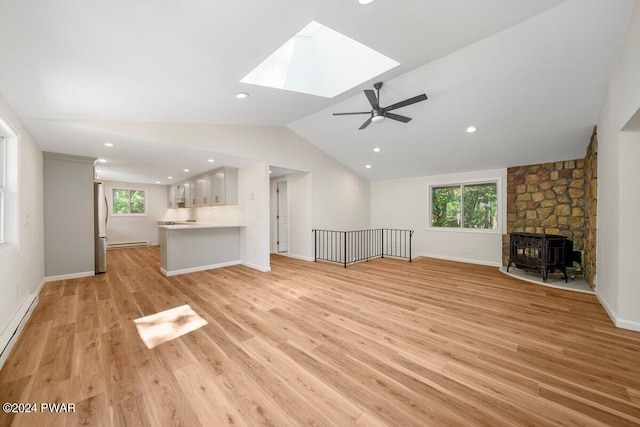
[507,232,573,282]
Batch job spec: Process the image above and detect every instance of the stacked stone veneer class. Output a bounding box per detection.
[583,129,598,288]
[502,159,586,267]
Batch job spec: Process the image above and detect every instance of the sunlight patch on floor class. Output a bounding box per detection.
[134,304,207,349]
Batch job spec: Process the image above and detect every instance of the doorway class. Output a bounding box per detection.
[277,181,288,253]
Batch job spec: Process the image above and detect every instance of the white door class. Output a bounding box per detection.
[277,182,288,253]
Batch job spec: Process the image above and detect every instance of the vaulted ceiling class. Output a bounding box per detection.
[0,0,634,183]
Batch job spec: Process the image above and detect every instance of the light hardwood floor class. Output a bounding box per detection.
[1,247,640,426]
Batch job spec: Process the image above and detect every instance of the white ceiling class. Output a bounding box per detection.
[0,0,634,183]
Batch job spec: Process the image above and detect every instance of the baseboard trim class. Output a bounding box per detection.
[286,253,314,262]
[44,271,94,282]
[417,253,501,267]
[241,261,271,272]
[596,292,640,332]
[0,293,38,369]
[161,260,242,277]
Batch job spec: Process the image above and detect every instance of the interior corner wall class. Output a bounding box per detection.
[0,91,45,367]
[618,130,640,325]
[371,168,507,266]
[43,153,95,279]
[595,0,640,330]
[103,180,168,246]
[239,161,270,272]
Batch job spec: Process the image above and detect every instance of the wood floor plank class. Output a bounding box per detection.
[1,247,639,426]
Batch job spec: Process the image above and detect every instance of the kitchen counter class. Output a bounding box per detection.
[158,222,244,276]
[157,222,245,230]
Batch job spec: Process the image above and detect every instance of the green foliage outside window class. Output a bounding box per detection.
[431,186,460,227]
[431,182,497,229]
[113,189,145,214]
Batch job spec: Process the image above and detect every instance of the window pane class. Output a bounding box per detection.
[0,136,5,190]
[130,190,145,214]
[431,186,460,227]
[113,189,130,214]
[463,183,497,229]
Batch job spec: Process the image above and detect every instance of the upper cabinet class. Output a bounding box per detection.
[168,167,238,208]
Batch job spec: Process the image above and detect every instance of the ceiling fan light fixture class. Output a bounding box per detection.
[371,109,385,123]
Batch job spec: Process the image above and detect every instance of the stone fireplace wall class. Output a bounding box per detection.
[583,129,598,288]
[503,159,586,267]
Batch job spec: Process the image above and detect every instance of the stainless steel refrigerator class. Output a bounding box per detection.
[94,182,108,273]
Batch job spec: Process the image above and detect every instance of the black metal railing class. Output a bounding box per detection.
[312,228,414,267]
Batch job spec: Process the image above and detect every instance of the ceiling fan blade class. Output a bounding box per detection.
[385,93,428,112]
[364,89,379,109]
[333,112,371,116]
[359,117,373,130]
[386,112,412,123]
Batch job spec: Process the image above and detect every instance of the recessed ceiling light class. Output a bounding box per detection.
[208,159,214,163]
[104,142,113,147]
[168,176,173,179]
[373,147,380,152]
[235,92,249,99]
[269,170,272,174]
[359,0,376,5]
[184,169,190,172]
[155,181,161,184]
[365,164,372,169]
[96,169,103,173]
[95,176,100,179]
[97,158,107,163]
[466,126,477,133]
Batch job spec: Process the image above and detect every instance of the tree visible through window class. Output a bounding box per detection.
[113,189,145,214]
[431,182,497,229]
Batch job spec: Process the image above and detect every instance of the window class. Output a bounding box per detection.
[113,188,146,215]
[431,182,498,230]
[0,135,5,243]
[0,117,18,250]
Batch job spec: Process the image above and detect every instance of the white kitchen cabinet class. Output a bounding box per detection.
[170,167,238,208]
[195,177,207,206]
[206,168,237,205]
[167,185,176,208]
[184,181,196,207]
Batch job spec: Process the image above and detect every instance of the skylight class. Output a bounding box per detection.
[240,21,399,98]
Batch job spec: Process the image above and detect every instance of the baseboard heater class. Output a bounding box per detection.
[107,240,149,249]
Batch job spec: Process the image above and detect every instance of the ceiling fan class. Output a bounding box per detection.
[333,82,428,130]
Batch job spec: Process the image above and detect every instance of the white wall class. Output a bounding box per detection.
[371,168,506,266]
[43,153,95,278]
[239,161,270,271]
[0,91,45,367]
[618,130,640,324]
[596,0,640,330]
[104,180,168,246]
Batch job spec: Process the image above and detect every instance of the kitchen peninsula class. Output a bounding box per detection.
[158,222,244,276]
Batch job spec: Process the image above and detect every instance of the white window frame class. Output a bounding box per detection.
[0,135,5,243]
[0,117,19,257]
[428,179,502,234]
[111,188,147,216]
